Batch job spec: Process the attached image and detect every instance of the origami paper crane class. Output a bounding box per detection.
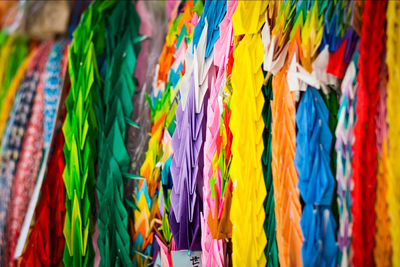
[230,3,268,263]
[335,54,358,267]
[201,2,236,266]
[5,41,52,267]
[62,2,117,266]
[352,2,387,266]
[43,41,68,150]
[271,61,303,267]
[134,2,202,265]
[19,130,66,266]
[95,2,142,266]
[169,72,208,251]
[295,86,337,267]
[0,34,29,142]
[386,3,400,266]
[0,46,46,265]
[262,76,278,267]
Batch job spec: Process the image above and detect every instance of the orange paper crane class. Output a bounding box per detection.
[271,50,303,267]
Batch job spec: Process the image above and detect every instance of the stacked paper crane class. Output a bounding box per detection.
[169,72,208,251]
[295,86,338,266]
[269,3,304,266]
[262,76,278,267]
[385,2,400,266]
[230,1,268,266]
[133,2,202,265]
[134,108,165,266]
[0,44,48,265]
[373,53,392,266]
[352,1,387,266]
[262,2,298,266]
[335,53,358,266]
[18,41,68,266]
[95,1,142,266]
[169,0,226,253]
[199,1,235,266]
[0,35,28,143]
[62,1,116,266]
[5,41,52,266]
[43,41,68,150]
[0,48,32,263]
[20,131,66,265]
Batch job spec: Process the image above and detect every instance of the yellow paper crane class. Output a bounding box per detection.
[386,2,400,267]
[230,2,268,266]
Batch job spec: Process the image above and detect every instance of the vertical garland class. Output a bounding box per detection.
[230,2,267,265]
[267,2,304,266]
[5,41,52,266]
[134,86,170,265]
[133,1,202,265]
[169,74,208,250]
[0,35,29,138]
[206,93,234,264]
[335,53,358,266]
[201,1,235,266]
[295,86,337,266]
[374,61,392,267]
[62,2,115,266]
[95,2,141,266]
[18,42,68,266]
[43,41,67,150]
[271,56,303,267]
[169,0,225,253]
[0,47,32,148]
[262,76,278,267]
[19,131,66,265]
[230,33,266,267]
[386,2,400,266]
[351,1,387,266]
[0,44,47,264]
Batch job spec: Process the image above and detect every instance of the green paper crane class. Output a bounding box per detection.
[62,1,116,266]
[262,76,279,267]
[95,1,142,266]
